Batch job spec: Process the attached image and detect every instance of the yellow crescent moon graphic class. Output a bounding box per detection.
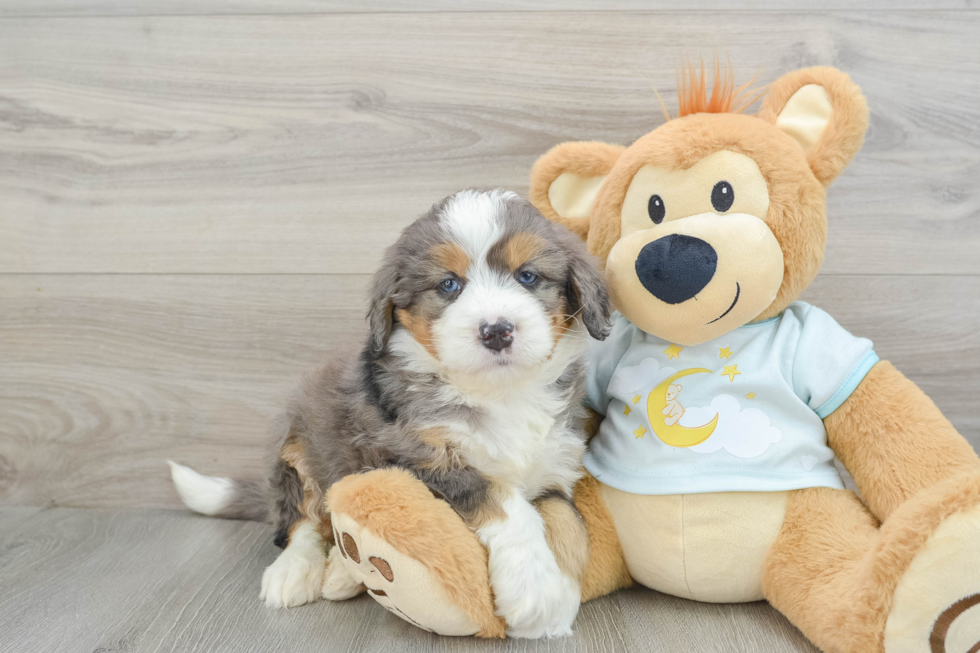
[646,368,719,448]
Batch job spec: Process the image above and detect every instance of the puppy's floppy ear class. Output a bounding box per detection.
[530,141,625,241]
[566,246,612,341]
[757,67,869,187]
[367,248,400,355]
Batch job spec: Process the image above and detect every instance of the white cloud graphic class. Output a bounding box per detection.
[607,358,675,397]
[683,394,782,458]
[607,360,783,459]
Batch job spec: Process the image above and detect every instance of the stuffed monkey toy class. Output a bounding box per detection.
[326,66,980,653]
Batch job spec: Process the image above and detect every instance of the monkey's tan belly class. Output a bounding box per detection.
[599,484,788,603]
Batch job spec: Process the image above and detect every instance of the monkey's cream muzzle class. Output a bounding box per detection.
[606,212,784,346]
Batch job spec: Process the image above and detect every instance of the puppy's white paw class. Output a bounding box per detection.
[260,549,326,608]
[260,523,327,609]
[478,494,581,638]
[496,565,579,639]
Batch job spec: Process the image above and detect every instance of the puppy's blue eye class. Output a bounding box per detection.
[518,271,537,285]
[440,278,459,293]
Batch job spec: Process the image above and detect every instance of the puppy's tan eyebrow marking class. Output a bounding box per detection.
[504,232,546,271]
[431,242,469,277]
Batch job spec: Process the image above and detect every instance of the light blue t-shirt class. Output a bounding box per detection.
[583,302,878,494]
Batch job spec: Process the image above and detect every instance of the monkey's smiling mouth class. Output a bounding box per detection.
[706,283,740,325]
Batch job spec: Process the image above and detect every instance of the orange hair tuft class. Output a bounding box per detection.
[675,57,765,119]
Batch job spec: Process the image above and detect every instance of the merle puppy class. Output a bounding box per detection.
[170,188,610,638]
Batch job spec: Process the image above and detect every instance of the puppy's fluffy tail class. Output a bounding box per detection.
[167,460,267,521]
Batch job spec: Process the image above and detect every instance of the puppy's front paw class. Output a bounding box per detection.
[260,523,327,609]
[260,548,326,608]
[495,564,579,639]
[479,497,581,638]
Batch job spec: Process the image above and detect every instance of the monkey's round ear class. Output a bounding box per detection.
[529,141,625,240]
[757,67,869,187]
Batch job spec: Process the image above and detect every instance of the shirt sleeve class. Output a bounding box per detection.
[792,304,879,419]
[583,314,634,415]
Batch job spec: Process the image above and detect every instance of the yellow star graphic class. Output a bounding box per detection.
[721,364,741,382]
[719,347,733,359]
[633,425,647,439]
[623,404,632,416]
[631,394,641,405]
[745,392,756,400]
[663,344,683,360]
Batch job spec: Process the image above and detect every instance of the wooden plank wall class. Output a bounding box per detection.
[1,4,978,508]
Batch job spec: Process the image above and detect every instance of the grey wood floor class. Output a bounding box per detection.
[0,506,818,653]
[1,1,978,651]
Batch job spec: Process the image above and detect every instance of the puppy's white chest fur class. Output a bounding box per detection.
[449,383,585,498]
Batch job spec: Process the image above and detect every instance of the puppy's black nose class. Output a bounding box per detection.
[480,320,514,351]
[635,235,717,304]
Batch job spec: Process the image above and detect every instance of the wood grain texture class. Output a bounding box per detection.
[0,274,370,508]
[0,506,817,653]
[1,273,977,509]
[1,1,974,18]
[1,11,979,274]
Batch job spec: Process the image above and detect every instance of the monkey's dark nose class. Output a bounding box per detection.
[480,320,514,351]
[635,235,717,304]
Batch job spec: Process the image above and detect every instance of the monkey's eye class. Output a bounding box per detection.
[648,194,665,224]
[439,278,460,293]
[711,181,734,212]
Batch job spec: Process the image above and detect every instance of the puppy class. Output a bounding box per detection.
[169,188,611,638]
